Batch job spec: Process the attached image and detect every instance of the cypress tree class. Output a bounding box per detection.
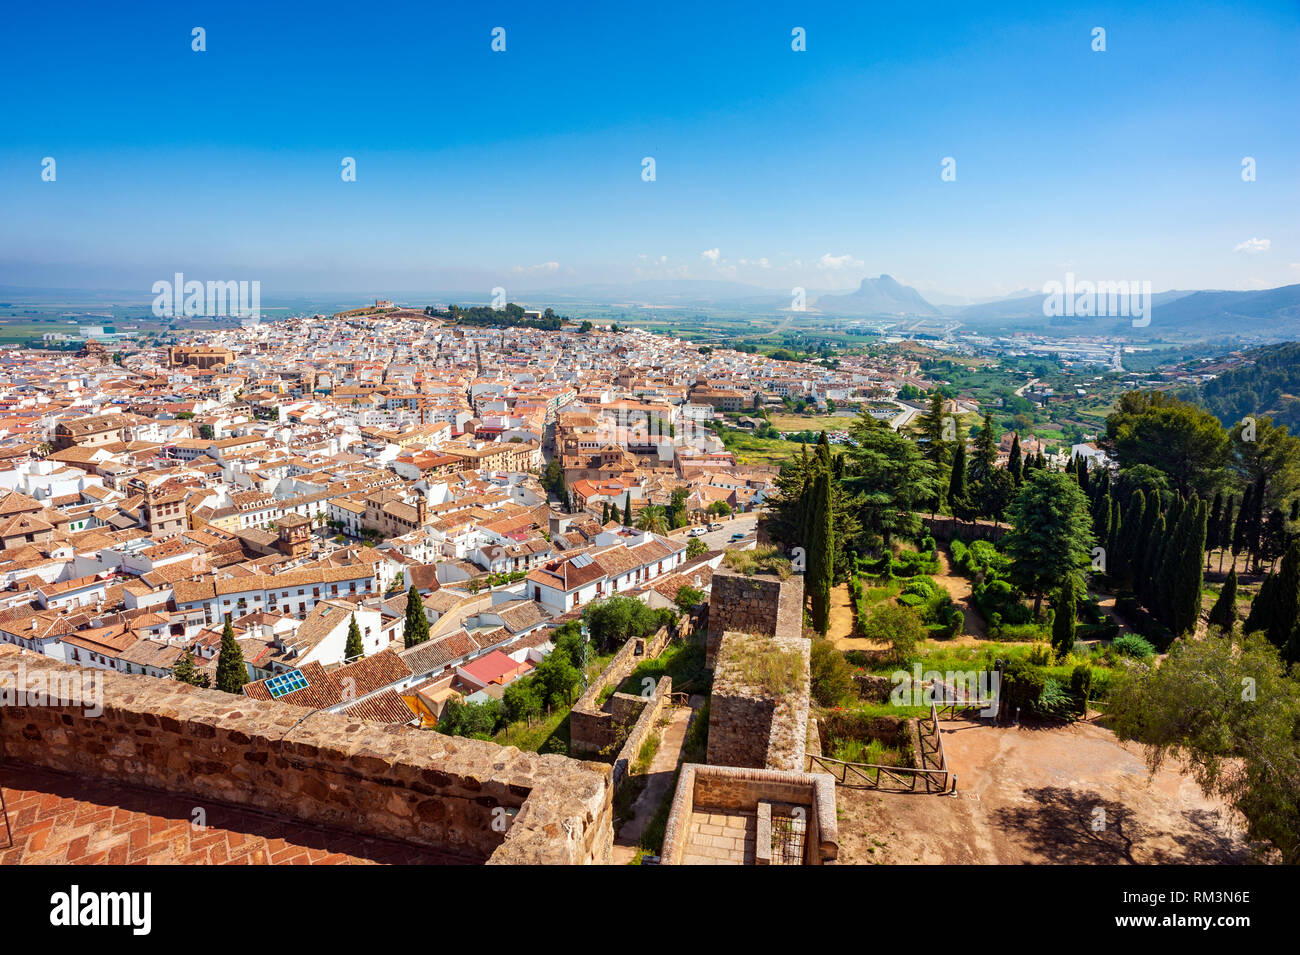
[215,616,247,694]
[1008,433,1023,486]
[1172,500,1208,635]
[601,502,609,523]
[1092,491,1112,541]
[1156,501,1189,625]
[1117,490,1146,585]
[792,444,812,547]
[947,441,968,520]
[1207,567,1238,631]
[623,493,633,526]
[1245,540,1300,650]
[1106,498,1122,576]
[1094,493,1113,570]
[345,613,364,661]
[403,583,430,648]
[1051,579,1077,660]
[1139,512,1166,606]
[970,413,998,488]
[1244,572,1279,640]
[806,467,834,634]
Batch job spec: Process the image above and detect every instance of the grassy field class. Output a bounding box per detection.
[766,412,855,433]
[713,425,807,465]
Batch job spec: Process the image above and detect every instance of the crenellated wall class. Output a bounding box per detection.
[0,645,612,865]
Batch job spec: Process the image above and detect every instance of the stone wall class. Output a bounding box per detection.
[705,569,804,668]
[568,611,694,758]
[660,763,838,865]
[610,676,671,792]
[705,631,811,772]
[0,646,612,865]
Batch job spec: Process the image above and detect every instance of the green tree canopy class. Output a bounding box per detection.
[1107,632,1300,863]
[1105,391,1229,498]
[1002,469,1096,617]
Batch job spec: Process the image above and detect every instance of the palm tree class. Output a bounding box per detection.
[635,505,669,535]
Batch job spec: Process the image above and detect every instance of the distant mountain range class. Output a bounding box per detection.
[806,277,1300,340]
[811,275,943,317]
[6,276,1300,341]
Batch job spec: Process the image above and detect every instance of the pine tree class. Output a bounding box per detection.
[173,649,210,689]
[403,583,430,648]
[215,616,247,694]
[806,467,834,634]
[1008,433,1023,486]
[345,613,364,661]
[1207,567,1238,631]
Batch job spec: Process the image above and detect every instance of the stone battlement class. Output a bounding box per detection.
[0,645,612,865]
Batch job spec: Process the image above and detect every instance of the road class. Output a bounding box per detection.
[670,512,759,552]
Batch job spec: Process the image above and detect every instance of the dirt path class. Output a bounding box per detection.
[611,701,694,864]
[835,716,1249,865]
[931,549,988,640]
[825,583,861,650]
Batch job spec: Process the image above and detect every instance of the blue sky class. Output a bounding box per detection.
[1,0,1297,300]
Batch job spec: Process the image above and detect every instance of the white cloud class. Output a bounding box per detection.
[817,252,864,270]
[512,261,560,273]
[700,248,720,263]
[1234,237,1271,254]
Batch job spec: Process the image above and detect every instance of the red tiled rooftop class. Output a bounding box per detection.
[0,763,463,865]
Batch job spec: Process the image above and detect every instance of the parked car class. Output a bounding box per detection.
[730,532,746,541]
[707,522,723,531]
[688,526,707,537]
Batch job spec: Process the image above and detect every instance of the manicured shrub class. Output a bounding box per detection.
[1112,633,1155,659]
